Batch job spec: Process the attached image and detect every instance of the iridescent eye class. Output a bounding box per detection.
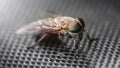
[68,22,82,33]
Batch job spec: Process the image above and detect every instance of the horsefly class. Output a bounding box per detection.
[16,16,91,49]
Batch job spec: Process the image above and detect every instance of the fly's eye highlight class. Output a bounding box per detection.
[68,22,82,33]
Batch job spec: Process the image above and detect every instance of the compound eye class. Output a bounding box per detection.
[68,22,82,33]
[77,18,85,28]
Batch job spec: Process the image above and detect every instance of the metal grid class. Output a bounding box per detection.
[0,0,120,68]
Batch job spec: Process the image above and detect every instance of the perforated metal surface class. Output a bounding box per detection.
[0,0,120,68]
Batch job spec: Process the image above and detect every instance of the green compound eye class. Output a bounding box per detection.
[68,22,82,33]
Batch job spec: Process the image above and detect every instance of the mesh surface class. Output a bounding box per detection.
[0,0,120,68]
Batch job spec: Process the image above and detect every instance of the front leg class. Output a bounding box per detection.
[79,33,83,40]
[84,30,91,40]
[68,32,78,49]
[71,38,77,46]
[84,30,99,43]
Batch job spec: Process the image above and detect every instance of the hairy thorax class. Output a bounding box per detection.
[53,16,75,34]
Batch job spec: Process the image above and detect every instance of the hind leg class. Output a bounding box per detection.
[27,33,48,49]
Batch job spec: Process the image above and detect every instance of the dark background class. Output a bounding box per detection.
[0,0,120,68]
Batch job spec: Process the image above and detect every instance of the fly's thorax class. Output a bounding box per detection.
[54,16,75,27]
[41,18,56,27]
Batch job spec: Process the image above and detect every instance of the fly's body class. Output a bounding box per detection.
[16,16,91,49]
[16,17,76,35]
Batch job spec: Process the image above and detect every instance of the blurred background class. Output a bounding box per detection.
[0,0,120,68]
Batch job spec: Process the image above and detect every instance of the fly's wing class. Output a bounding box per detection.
[16,18,60,35]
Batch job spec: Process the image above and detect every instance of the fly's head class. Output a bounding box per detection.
[68,18,85,33]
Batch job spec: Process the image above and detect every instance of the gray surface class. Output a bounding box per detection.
[0,0,120,68]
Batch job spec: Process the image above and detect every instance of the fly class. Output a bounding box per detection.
[16,16,91,49]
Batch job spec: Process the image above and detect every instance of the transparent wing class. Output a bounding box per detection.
[16,19,60,35]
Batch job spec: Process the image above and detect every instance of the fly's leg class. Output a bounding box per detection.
[84,31,91,40]
[58,33,66,48]
[27,33,48,49]
[71,38,77,46]
[84,30,99,43]
[71,37,79,49]
[34,33,48,46]
[68,32,78,49]
[79,33,83,40]
[86,32,91,40]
